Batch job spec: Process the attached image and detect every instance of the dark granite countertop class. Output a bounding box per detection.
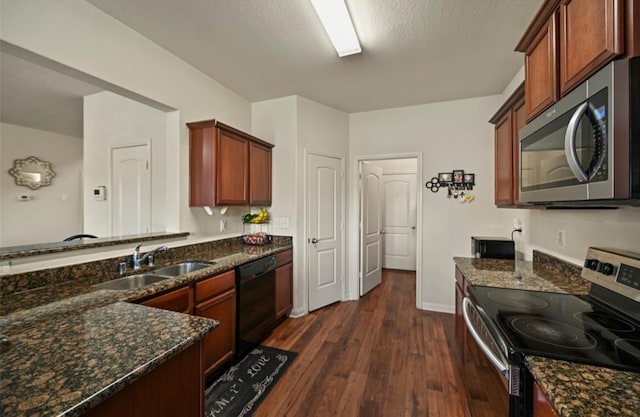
[525,356,640,417]
[454,253,639,416]
[0,302,216,417]
[453,253,590,295]
[0,232,190,261]
[0,239,292,417]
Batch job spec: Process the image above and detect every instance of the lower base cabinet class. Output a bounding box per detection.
[533,382,557,417]
[83,342,203,417]
[275,250,293,319]
[195,270,236,378]
[140,285,193,314]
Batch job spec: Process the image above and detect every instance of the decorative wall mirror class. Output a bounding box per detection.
[8,156,56,190]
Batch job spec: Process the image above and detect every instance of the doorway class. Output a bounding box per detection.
[111,143,151,236]
[355,155,422,306]
[307,152,345,312]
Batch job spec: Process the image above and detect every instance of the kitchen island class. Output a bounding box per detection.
[454,254,640,417]
[0,238,292,417]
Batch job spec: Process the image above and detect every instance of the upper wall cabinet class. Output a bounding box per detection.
[516,0,628,121]
[490,83,526,207]
[187,120,274,207]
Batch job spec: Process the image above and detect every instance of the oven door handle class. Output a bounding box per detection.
[462,297,509,375]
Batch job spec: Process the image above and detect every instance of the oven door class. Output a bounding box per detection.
[462,298,532,417]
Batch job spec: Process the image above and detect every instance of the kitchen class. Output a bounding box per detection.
[1,0,640,416]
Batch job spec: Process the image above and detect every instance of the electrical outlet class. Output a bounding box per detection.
[219,219,227,232]
[557,229,566,248]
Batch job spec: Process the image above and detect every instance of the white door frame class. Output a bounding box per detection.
[348,152,423,309]
[302,149,346,314]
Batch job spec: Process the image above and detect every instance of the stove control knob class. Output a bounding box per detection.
[601,263,615,276]
[585,259,599,271]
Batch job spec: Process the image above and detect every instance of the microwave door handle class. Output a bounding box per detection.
[586,103,607,181]
[462,297,509,374]
[564,102,590,182]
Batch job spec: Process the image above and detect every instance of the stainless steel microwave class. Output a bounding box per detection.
[519,57,640,206]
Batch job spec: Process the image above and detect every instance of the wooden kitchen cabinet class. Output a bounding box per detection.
[558,0,624,96]
[454,266,468,362]
[533,381,558,417]
[490,83,526,207]
[194,270,236,378]
[140,285,194,314]
[523,12,558,121]
[187,119,274,207]
[217,128,249,205]
[84,342,203,417]
[516,0,625,121]
[275,249,293,319]
[249,141,272,205]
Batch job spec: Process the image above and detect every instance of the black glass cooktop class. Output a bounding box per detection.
[469,286,640,373]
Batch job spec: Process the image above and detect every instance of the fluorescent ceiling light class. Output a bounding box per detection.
[310,0,361,57]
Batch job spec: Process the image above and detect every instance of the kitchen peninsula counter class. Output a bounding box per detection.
[454,254,640,417]
[0,239,292,417]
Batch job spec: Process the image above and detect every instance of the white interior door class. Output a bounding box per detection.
[360,162,383,296]
[308,153,344,312]
[382,173,417,270]
[111,144,151,236]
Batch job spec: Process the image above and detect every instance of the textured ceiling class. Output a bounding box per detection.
[86,0,543,113]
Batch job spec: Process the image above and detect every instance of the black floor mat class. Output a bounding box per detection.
[204,346,297,417]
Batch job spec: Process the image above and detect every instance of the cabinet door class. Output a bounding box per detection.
[495,112,514,206]
[512,99,526,205]
[533,381,558,417]
[525,13,558,121]
[194,270,235,305]
[195,289,236,377]
[275,262,293,319]
[454,282,466,362]
[189,124,216,207]
[141,286,193,314]
[559,0,623,96]
[216,129,249,205]
[249,141,272,206]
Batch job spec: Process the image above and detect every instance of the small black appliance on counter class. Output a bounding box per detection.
[471,236,515,259]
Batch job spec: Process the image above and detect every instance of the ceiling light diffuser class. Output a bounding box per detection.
[310,0,361,57]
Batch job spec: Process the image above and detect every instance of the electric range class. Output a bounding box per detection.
[463,247,640,417]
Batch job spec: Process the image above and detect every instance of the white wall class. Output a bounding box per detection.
[350,96,519,312]
[0,123,82,245]
[252,96,348,315]
[83,91,168,236]
[1,0,252,242]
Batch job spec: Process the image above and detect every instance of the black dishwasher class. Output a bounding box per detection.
[235,255,277,358]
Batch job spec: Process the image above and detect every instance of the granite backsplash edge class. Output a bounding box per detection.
[0,235,292,296]
[532,249,591,294]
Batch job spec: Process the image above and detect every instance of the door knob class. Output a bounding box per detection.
[411,226,416,230]
[310,237,319,244]
[380,230,385,234]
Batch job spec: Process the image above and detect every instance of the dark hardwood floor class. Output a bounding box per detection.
[257,269,470,417]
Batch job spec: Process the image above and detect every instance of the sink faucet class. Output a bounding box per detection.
[132,244,168,271]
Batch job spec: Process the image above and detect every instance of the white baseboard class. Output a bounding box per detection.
[289,307,307,318]
[420,302,454,314]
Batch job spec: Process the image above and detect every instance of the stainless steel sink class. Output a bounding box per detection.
[93,273,171,290]
[153,261,215,277]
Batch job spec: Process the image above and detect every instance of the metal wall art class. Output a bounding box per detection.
[8,156,56,190]
[425,169,475,203]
